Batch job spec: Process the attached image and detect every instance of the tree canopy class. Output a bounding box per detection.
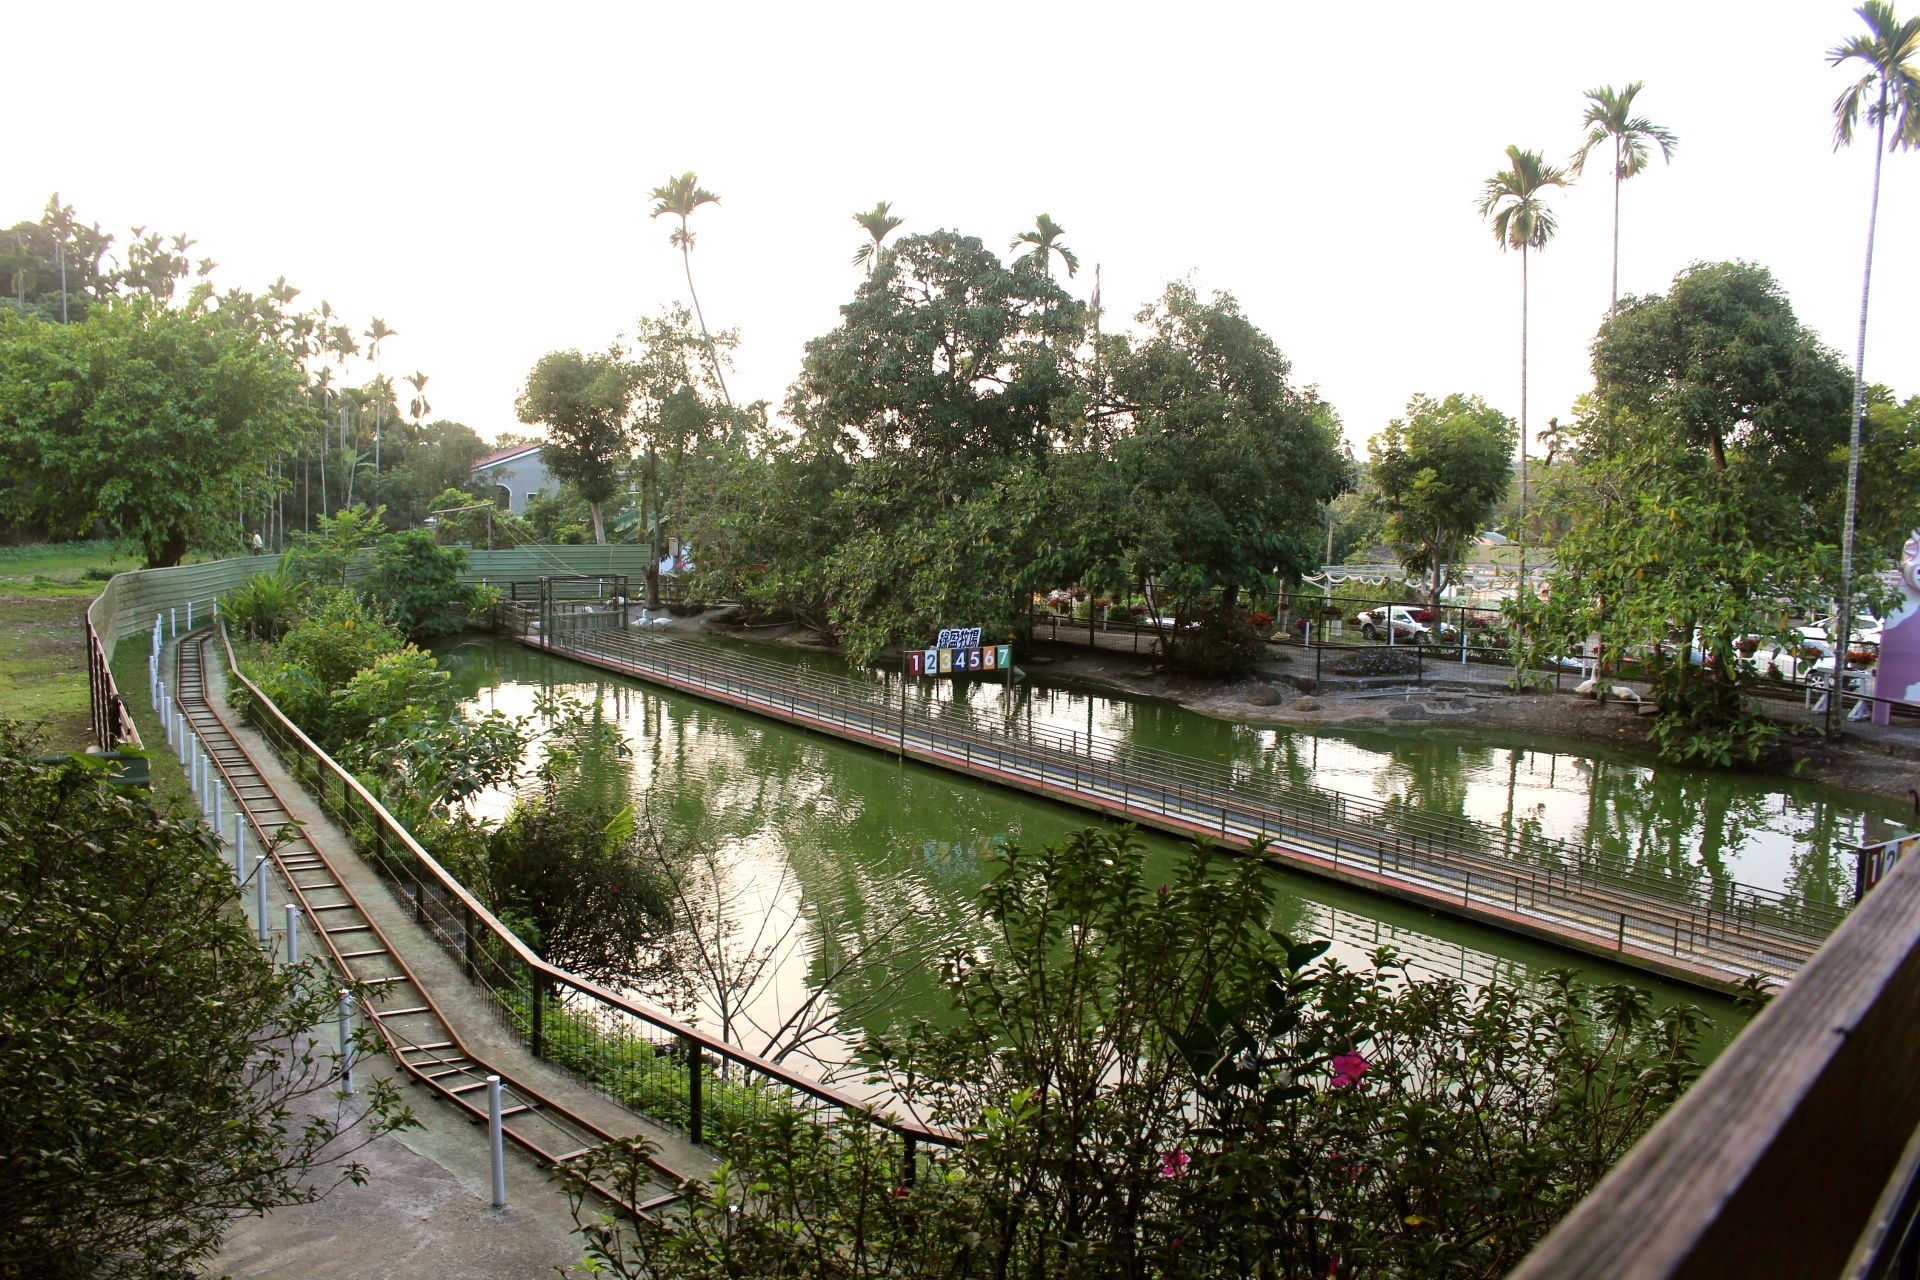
[0,300,313,565]
[517,348,636,544]
[1368,393,1515,599]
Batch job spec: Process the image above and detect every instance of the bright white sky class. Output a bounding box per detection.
[10,2,1918,457]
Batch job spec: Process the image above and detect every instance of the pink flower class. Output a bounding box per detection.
[1329,1052,1369,1089]
[1159,1149,1190,1178]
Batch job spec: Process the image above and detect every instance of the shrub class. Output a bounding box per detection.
[565,828,1705,1280]
[1327,646,1421,677]
[222,570,301,642]
[0,724,412,1277]
[365,529,476,641]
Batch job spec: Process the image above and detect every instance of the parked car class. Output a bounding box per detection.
[1745,625,1877,687]
[1356,605,1433,643]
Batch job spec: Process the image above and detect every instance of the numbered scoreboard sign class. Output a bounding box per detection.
[907,650,925,675]
[938,648,954,674]
[982,645,997,671]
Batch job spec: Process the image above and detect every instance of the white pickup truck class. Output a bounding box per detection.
[1356,605,1433,644]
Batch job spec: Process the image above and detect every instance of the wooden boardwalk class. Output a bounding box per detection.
[520,621,1841,994]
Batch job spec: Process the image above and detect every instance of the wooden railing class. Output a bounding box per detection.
[1510,842,1920,1279]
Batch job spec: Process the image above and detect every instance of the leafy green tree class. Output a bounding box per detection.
[783,229,1084,657]
[0,301,313,566]
[1104,282,1350,668]
[284,503,388,585]
[0,725,412,1278]
[1536,261,1854,765]
[1010,212,1079,278]
[517,348,636,544]
[364,528,480,640]
[1572,83,1678,315]
[0,194,115,324]
[1368,393,1516,599]
[851,200,904,274]
[1479,145,1571,558]
[1828,0,1920,728]
[649,172,733,409]
[563,826,1703,1279]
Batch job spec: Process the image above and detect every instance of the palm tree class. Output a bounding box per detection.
[405,371,431,426]
[1478,145,1571,578]
[851,201,903,274]
[1011,214,1079,278]
[649,172,733,409]
[1571,82,1677,315]
[1830,1,1920,729]
[364,318,396,472]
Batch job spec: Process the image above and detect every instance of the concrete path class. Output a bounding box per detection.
[132,637,715,1277]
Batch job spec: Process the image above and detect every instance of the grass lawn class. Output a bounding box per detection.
[0,541,147,751]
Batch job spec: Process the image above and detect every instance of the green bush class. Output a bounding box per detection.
[0,724,412,1277]
[366,528,477,641]
[565,827,1707,1280]
[221,570,301,642]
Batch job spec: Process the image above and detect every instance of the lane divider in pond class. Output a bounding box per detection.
[520,623,1816,995]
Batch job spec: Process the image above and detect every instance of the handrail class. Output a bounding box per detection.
[215,623,957,1150]
[85,608,140,752]
[528,614,1842,951]
[1509,827,1920,1279]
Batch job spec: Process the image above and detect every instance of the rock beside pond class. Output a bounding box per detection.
[1290,696,1322,712]
[1242,684,1283,706]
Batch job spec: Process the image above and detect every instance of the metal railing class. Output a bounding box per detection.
[216,624,955,1161]
[505,611,1840,983]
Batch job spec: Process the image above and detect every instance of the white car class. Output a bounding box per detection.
[1747,626,1876,686]
[1357,606,1433,644]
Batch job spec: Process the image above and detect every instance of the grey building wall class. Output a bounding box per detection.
[474,450,555,514]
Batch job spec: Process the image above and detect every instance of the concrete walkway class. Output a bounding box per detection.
[140,641,710,1276]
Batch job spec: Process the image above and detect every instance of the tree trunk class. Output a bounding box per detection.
[1611,137,1622,316]
[1835,89,1887,733]
[590,501,606,545]
[682,245,733,410]
[149,526,188,570]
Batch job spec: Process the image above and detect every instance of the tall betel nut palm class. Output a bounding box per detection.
[1829,1,1920,731]
[1571,82,1678,315]
[1011,213,1080,278]
[851,201,903,274]
[1478,146,1570,574]
[649,172,733,408]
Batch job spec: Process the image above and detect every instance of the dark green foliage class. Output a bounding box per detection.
[1644,656,1781,768]
[0,300,313,567]
[1536,262,1865,765]
[0,724,412,1278]
[569,827,1703,1279]
[244,591,523,817]
[1369,393,1516,599]
[517,348,637,543]
[1106,283,1351,630]
[221,570,302,642]
[364,528,476,640]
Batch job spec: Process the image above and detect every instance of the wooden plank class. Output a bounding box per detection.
[1509,845,1920,1280]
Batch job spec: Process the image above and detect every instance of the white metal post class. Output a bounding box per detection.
[188,732,200,796]
[256,848,270,942]
[338,991,355,1095]
[186,599,192,630]
[214,779,223,830]
[488,1076,506,1208]
[286,904,300,964]
[170,607,176,637]
[235,813,247,882]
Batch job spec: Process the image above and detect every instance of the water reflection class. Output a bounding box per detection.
[434,634,1750,1063]
[668,637,1904,908]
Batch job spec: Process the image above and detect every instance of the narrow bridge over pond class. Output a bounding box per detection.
[506,594,1842,994]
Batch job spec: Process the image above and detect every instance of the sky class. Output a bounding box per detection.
[8,1,1919,457]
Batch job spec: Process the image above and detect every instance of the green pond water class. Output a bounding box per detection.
[434,632,1912,1069]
